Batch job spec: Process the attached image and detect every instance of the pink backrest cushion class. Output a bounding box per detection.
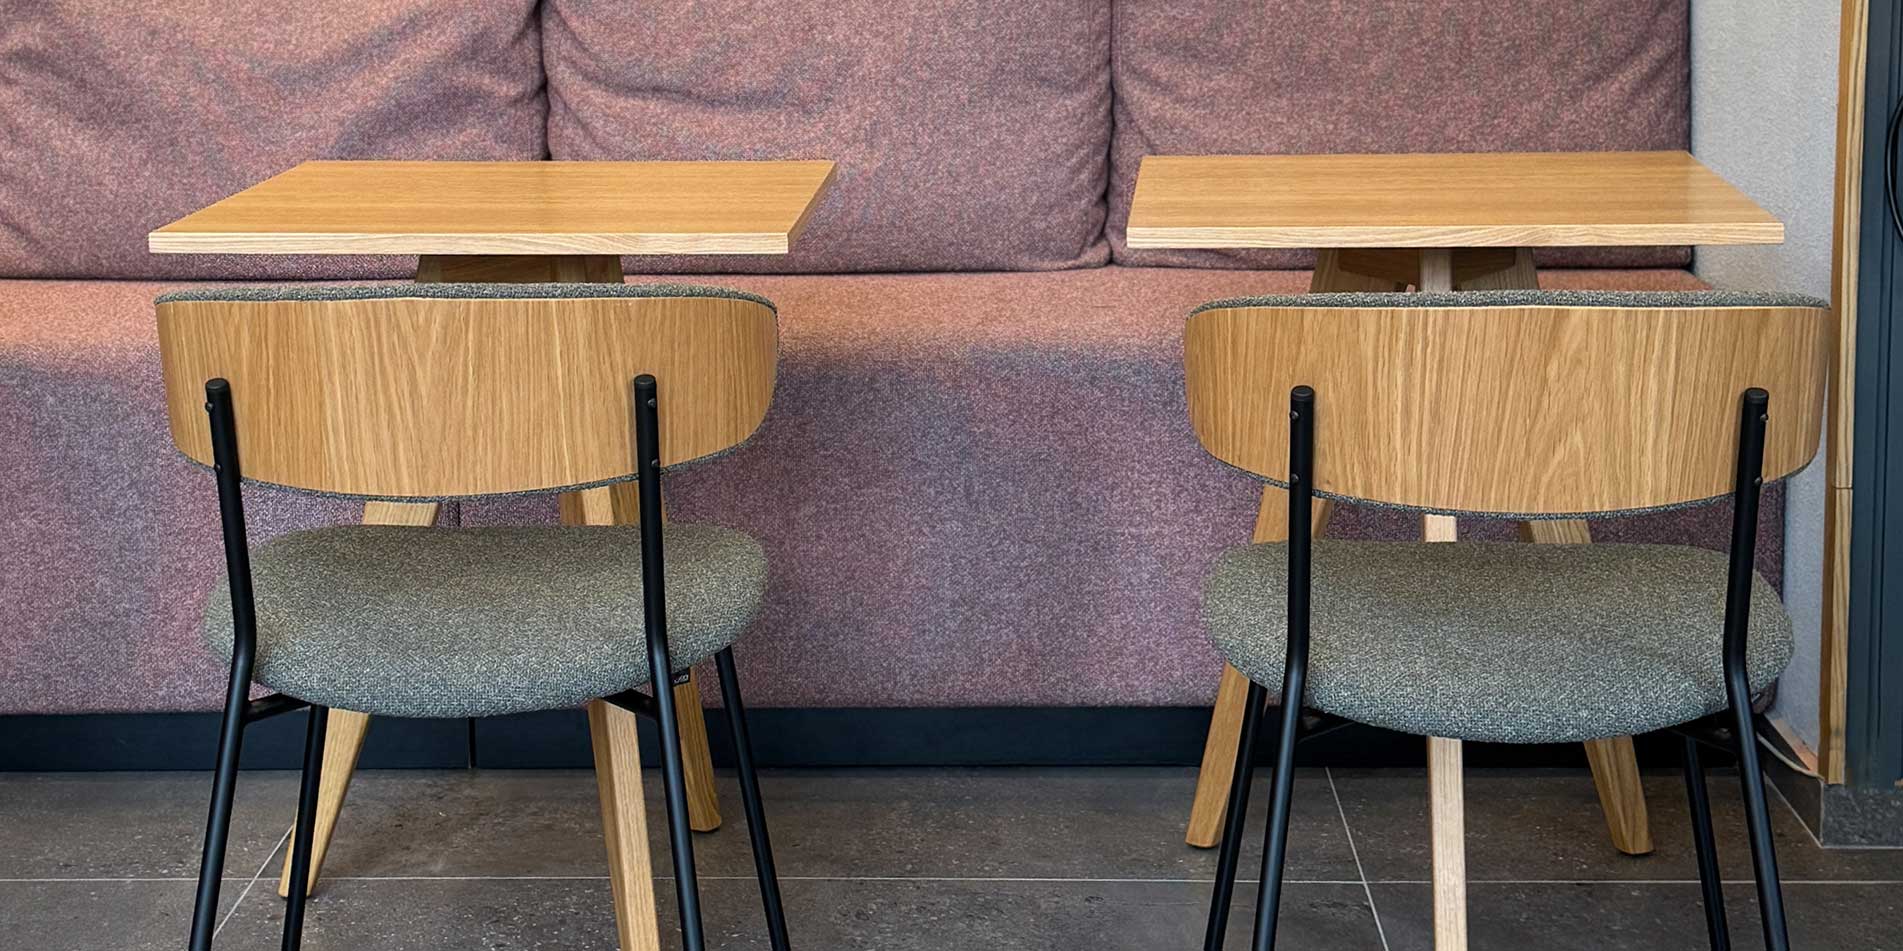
[1110,0,1692,269]
[0,1,546,280]
[543,0,1112,274]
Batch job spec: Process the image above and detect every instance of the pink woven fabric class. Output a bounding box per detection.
[1110,0,1692,269]
[0,1,546,281]
[0,266,1784,714]
[542,0,1112,274]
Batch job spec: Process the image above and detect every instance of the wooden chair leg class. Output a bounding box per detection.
[1187,491,1334,847]
[589,699,663,951]
[275,708,371,897]
[561,484,723,832]
[1429,736,1468,951]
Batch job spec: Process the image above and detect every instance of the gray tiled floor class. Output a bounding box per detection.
[1,767,1897,949]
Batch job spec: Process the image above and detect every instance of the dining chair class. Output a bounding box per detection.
[1182,290,1829,951]
[158,282,791,951]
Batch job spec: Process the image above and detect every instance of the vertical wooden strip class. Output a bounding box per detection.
[1821,0,1870,785]
[1416,248,1455,292]
[590,699,662,951]
[1428,736,1468,951]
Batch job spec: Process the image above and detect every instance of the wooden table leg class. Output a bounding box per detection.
[590,698,664,951]
[279,499,436,896]
[1191,246,1650,859]
[431,253,719,830]
[1186,493,1335,847]
[1524,520,1655,855]
[1185,248,1399,848]
[1429,735,1469,951]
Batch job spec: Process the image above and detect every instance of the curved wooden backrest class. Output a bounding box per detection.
[158,290,778,498]
[1185,299,1830,516]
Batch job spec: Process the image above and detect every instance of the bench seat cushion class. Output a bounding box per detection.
[0,265,1778,713]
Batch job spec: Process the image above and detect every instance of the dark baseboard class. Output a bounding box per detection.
[1,707,1719,772]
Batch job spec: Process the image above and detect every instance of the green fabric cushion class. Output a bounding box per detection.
[1203,540,1793,744]
[202,522,767,718]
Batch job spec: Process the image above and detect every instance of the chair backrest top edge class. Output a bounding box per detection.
[1190,288,1828,316]
[156,281,776,312]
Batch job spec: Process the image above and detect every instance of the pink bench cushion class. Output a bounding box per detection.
[0,265,1784,713]
[1110,0,1692,269]
[542,0,1112,274]
[0,1,546,281]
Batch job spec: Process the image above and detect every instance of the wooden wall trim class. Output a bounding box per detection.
[1821,0,1870,785]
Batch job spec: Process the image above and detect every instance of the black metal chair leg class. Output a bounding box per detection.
[1250,384,1315,951]
[281,704,329,951]
[716,648,791,951]
[188,677,252,951]
[651,666,708,951]
[1730,699,1791,951]
[632,374,707,951]
[1204,680,1269,951]
[1248,677,1305,951]
[1682,733,1731,950]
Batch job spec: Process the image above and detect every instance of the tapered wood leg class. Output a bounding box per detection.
[561,484,723,832]
[276,499,436,896]
[590,699,663,951]
[1521,520,1655,855]
[1186,491,1334,847]
[1429,736,1469,951]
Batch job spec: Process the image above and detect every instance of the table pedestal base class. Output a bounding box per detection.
[276,253,724,925]
[1186,247,1653,872]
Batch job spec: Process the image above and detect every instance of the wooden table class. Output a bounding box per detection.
[1130,150,1782,947]
[151,159,835,948]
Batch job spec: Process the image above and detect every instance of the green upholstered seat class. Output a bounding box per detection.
[1202,539,1793,744]
[203,522,768,719]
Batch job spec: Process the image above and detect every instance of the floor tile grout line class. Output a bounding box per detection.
[213,825,292,938]
[1327,767,1391,951]
[8,873,1903,885]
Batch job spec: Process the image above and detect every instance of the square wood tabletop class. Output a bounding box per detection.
[1125,150,1783,250]
[148,160,838,256]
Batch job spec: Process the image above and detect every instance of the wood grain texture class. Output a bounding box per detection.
[1127,151,1784,249]
[149,160,836,256]
[1429,736,1468,951]
[590,699,663,951]
[1184,302,1829,516]
[1581,735,1655,856]
[158,294,779,498]
[274,708,370,897]
[1821,0,1869,786]
[416,254,624,283]
[1184,492,1335,848]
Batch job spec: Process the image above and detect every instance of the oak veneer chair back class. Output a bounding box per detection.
[1184,290,1830,518]
[155,283,779,498]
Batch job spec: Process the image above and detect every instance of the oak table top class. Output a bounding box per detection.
[148,159,838,257]
[1125,150,1783,250]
